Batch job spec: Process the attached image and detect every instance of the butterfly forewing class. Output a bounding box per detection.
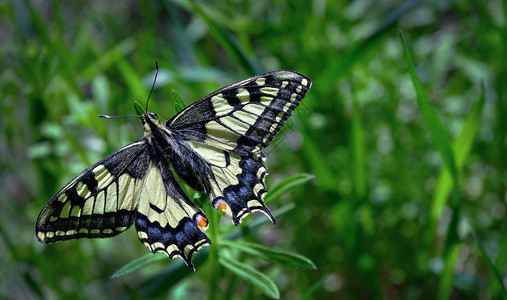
[168,71,312,156]
[36,139,150,243]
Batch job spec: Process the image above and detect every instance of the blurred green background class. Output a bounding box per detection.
[1,0,506,299]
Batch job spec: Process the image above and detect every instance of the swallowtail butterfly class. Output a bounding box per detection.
[36,70,312,270]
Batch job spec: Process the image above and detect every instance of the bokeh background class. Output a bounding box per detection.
[1,0,506,299]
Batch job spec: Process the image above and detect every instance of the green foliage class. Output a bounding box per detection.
[2,0,506,299]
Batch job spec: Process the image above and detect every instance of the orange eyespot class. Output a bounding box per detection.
[196,215,208,228]
[216,201,228,212]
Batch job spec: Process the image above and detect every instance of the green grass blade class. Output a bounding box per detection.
[219,255,279,299]
[264,173,315,204]
[351,90,374,236]
[133,101,144,123]
[115,54,146,100]
[169,88,186,114]
[351,93,367,200]
[138,249,208,297]
[221,240,316,270]
[81,38,137,79]
[111,253,165,278]
[189,0,261,75]
[470,227,507,297]
[300,126,337,191]
[399,30,458,184]
[400,29,461,300]
[429,88,485,229]
[491,233,507,297]
[318,0,419,92]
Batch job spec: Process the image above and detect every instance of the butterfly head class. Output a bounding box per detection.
[142,111,162,136]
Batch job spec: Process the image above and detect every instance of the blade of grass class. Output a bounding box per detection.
[169,88,186,114]
[318,0,420,92]
[430,87,484,223]
[115,54,146,100]
[134,101,144,123]
[264,173,315,205]
[399,30,458,183]
[189,0,261,75]
[300,126,337,191]
[81,38,137,79]
[111,253,166,278]
[400,29,460,300]
[137,249,209,297]
[470,227,507,297]
[351,89,374,236]
[491,232,507,297]
[351,92,367,201]
[219,255,279,299]
[422,86,485,261]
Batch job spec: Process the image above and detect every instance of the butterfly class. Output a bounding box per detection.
[35,69,312,270]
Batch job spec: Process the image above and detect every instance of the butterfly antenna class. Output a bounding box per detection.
[145,60,159,112]
[98,114,142,119]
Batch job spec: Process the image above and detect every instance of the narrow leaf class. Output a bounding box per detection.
[111,253,165,278]
[169,88,186,114]
[189,0,261,75]
[351,93,367,200]
[430,88,485,223]
[138,249,209,297]
[220,255,279,299]
[471,227,507,296]
[399,30,458,185]
[134,101,144,123]
[222,240,316,270]
[400,30,462,300]
[318,0,420,92]
[264,173,315,204]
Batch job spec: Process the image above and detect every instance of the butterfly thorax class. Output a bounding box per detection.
[142,111,209,192]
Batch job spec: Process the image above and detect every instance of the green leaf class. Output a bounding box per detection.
[470,227,507,297]
[81,38,137,79]
[189,0,261,75]
[430,87,485,227]
[138,249,209,297]
[169,88,186,114]
[133,101,144,123]
[264,173,315,204]
[221,240,316,270]
[219,255,279,299]
[351,90,374,235]
[318,0,419,92]
[351,93,367,200]
[400,29,462,300]
[111,253,165,278]
[399,30,458,185]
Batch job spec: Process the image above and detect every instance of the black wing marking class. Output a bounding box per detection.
[35,139,150,243]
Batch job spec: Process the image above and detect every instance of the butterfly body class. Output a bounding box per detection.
[36,70,311,270]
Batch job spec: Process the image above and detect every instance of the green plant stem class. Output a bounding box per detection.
[207,206,221,300]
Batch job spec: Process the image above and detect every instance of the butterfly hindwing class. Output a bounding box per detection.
[36,139,150,243]
[135,154,210,270]
[186,142,272,225]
